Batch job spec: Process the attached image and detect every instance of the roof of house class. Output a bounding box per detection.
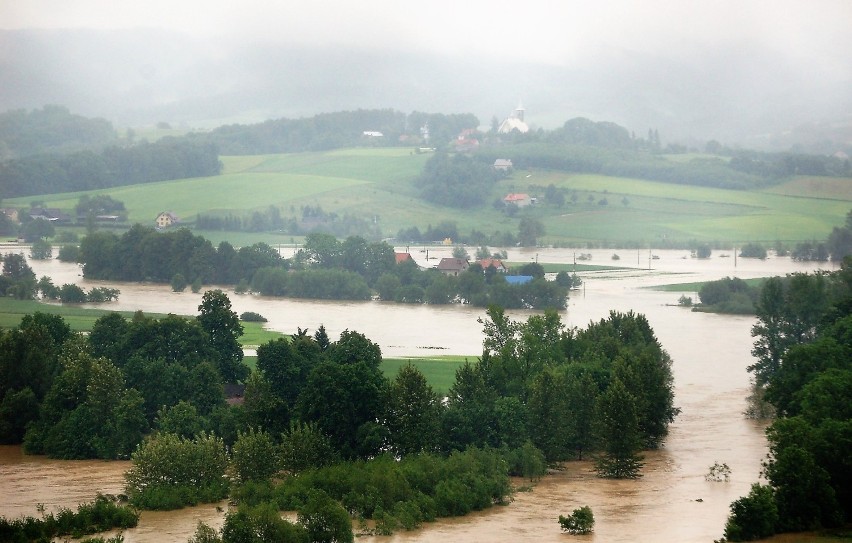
[395,252,414,264]
[503,193,530,202]
[436,257,469,271]
[156,211,179,220]
[505,275,533,285]
[478,258,506,270]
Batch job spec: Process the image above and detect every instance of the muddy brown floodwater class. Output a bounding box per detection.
[1,247,835,542]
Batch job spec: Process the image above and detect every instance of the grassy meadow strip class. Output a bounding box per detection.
[382,356,474,395]
[0,298,285,347]
[647,277,768,292]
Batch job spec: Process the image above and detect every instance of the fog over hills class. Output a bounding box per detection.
[1,27,850,152]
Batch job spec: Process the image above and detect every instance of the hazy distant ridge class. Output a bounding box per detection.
[2,28,851,152]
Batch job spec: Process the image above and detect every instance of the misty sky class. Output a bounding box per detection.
[5,0,851,67]
[2,0,851,146]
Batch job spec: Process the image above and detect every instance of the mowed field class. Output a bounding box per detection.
[6,148,852,245]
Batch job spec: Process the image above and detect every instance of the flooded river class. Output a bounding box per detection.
[1,247,835,542]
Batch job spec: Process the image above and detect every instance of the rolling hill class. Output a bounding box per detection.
[5,147,851,247]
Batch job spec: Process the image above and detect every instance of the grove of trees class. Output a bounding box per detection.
[76,228,569,309]
[0,285,677,535]
[0,138,221,199]
[722,258,852,540]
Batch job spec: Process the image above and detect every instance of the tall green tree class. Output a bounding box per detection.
[197,290,248,383]
[297,359,388,459]
[594,378,644,478]
[385,364,442,456]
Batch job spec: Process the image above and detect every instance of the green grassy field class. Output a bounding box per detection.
[5,147,851,246]
[650,277,767,292]
[382,356,473,395]
[0,298,285,347]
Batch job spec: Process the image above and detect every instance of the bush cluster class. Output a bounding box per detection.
[0,495,138,542]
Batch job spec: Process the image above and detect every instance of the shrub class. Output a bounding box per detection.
[723,483,778,541]
[739,242,767,259]
[503,442,547,480]
[705,461,731,482]
[298,489,353,543]
[57,244,80,262]
[239,311,267,322]
[559,505,594,534]
[58,283,87,303]
[125,432,229,510]
[170,273,187,292]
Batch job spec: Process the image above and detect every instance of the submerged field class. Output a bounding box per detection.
[5,147,851,246]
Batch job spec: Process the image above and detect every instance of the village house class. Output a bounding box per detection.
[395,252,414,265]
[493,158,513,171]
[503,193,532,207]
[477,258,508,273]
[0,208,19,223]
[155,211,180,229]
[29,207,71,223]
[436,257,469,276]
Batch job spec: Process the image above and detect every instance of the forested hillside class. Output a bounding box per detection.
[0,105,116,159]
[192,109,479,155]
[0,138,221,198]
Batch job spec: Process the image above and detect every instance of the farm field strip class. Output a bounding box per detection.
[4,148,851,245]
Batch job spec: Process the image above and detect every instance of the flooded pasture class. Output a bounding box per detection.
[0,246,834,542]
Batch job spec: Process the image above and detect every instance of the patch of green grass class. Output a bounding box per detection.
[0,298,285,347]
[0,298,162,331]
[649,277,768,292]
[239,322,288,347]
[382,356,473,395]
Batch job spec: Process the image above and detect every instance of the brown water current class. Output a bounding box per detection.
[1,247,836,542]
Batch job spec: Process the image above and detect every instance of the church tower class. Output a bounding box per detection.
[514,101,525,122]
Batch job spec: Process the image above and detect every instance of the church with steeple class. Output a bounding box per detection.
[497,102,529,134]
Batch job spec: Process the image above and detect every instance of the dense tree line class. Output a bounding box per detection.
[696,277,760,314]
[191,109,479,155]
[0,105,117,160]
[415,151,505,208]
[79,225,283,285]
[76,228,567,309]
[0,137,221,198]
[722,259,852,540]
[474,142,767,189]
[728,149,851,178]
[547,117,637,149]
